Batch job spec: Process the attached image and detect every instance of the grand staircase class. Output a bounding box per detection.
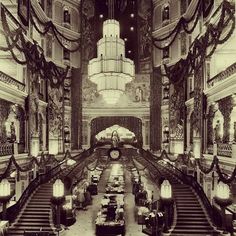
[158,162,218,236]
[6,161,80,236]
[134,153,219,236]
[7,182,56,236]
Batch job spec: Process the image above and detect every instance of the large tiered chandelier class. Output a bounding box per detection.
[88,8,134,105]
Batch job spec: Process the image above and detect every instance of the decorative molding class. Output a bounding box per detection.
[204,74,236,103]
[0,81,27,106]
[83,107,150,118]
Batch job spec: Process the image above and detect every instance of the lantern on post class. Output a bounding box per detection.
[51,179,65,235]
[0,179,12,220]
[160,179,174,233]
[214,182,232,234]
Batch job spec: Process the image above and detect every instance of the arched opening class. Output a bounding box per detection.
[95,124,137,145]
[90,116,143,147]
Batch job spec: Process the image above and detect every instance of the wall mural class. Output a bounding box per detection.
[90,116,143,146]
[82,74,150,108]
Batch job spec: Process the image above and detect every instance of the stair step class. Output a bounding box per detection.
[176,221,210,226]
[18,218,50,222]
[13,223,51,227]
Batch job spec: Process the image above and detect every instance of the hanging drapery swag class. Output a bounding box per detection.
[0,150,71,182]
[152,0,214,49]
[162,1,235,85]
[30,3,81,52]
[149,149,236,184]
[0,4,69,88]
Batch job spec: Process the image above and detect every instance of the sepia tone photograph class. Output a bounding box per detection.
[0,0,235,235]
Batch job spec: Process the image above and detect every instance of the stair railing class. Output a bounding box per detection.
[164,161,217,227]
[137,147,217,227]
[3,146,96,222]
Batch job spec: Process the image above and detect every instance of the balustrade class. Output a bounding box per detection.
[217,143,232,157]
[0,143,13,156]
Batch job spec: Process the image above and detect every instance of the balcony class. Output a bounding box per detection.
[207,62,236,88]
[0,71,25,92]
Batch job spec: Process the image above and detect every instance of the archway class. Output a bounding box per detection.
[95,124,136,144]
[90,116,143,146]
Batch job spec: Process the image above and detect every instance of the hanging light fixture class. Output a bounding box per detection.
[88,0,134,105]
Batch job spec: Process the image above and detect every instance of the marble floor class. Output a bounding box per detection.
[64,163,160,236]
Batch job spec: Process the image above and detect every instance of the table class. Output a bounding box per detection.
[95,216,125,236]
[101,194,124,208]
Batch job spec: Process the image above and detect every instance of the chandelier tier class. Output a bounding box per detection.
[88,19,135,105]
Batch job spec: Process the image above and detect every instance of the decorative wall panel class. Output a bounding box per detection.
[71,68,82,150]
[137,0,152,73]
[81,0,96,73]
[48,83,63,137]
[169,84,185,139]
[150,66,162,151]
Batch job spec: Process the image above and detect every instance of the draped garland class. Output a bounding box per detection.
[152,150,236,184]
[30,4,80,52]
[163,1,235,85]
[0,6,69,88]
[0,150,71,181]
[152,0,214,49]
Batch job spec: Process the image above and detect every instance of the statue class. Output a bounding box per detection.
[111,130,119,148]
[214,120,221,143]
[10,121,16,142]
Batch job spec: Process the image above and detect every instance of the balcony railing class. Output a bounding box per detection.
[217,143,232,157]
[0,143,14,156]
[0,71,25,92]
[207,62,236,88]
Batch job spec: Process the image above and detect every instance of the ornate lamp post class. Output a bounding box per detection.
[160,179,173,233]
[214,182,232,234]
[0,179,12,220]
[51,179,65,235]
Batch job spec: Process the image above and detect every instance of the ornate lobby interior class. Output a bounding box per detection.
[0,0,236,235]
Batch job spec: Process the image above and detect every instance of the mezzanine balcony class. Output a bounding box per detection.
[0,71,25,92]
[207,62,236,88]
